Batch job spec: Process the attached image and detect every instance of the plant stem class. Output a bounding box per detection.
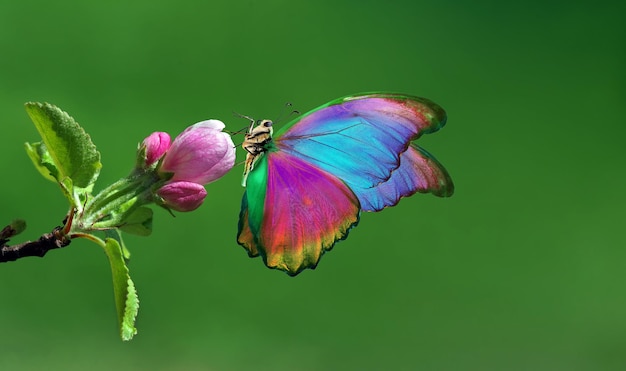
[78,170,163,230]
[0,226,70,263]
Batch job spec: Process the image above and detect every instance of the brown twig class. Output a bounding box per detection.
[1,226,71,263]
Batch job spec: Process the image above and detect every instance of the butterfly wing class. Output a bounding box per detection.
[357,144,454,211]
[275,93,453,211]
[237,151,360,276]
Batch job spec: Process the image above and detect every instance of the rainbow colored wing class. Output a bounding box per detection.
[238,93,453,275]
[275,93,453,211]
[238,150,360,276]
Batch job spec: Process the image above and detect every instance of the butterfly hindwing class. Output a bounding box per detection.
[237,191,258,257]
[237,151,360,276]
[357,144,455,211]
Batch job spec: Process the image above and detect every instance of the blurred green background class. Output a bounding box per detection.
[1,0,625,370]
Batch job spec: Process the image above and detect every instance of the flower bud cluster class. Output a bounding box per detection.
[141,120,235,211]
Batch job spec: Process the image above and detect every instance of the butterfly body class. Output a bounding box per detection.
[242,119,274,186]
[237,93,454,276]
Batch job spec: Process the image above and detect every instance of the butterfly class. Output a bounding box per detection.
[237,93,454,276]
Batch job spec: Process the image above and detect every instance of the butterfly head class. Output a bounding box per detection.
[243,119,274,153]
[238,104,297,187]
[247,119,273,137]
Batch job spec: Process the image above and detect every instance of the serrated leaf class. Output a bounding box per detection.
[121,278,139,340]
[25,141,77,204]
[104,229,132,260]
[24,102,101,189]
[24,141,58,183]
[119,207,153,237]
[102,238,139,341]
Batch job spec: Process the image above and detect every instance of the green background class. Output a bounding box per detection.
[1,1,625,370]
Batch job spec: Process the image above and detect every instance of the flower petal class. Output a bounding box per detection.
[157,181,207,212]
[160,121,235,184]
[142,132,171,166]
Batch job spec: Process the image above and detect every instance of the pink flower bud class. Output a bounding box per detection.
[160,120,235,184]
[156,181,207,212]
[142,132,171,166]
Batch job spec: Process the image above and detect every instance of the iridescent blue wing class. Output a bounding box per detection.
[274,93,454,211]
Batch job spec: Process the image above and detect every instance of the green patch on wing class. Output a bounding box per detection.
[244,154,269,237]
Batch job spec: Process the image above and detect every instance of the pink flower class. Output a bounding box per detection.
[157,181,207,212]
[160,120,235,184]
[142,132,171,166]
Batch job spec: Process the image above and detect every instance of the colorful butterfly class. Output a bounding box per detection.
[237,93,454,276]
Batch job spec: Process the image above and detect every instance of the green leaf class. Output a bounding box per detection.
[119,207,153,237]
[24,141,58,183]
[102,238,139,341]
[24,102,101,189]
[104,229,132,260]
[25,141,77,204]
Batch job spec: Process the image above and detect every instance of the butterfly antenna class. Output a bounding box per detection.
[274,102,301,124]
[231,111,258,134]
